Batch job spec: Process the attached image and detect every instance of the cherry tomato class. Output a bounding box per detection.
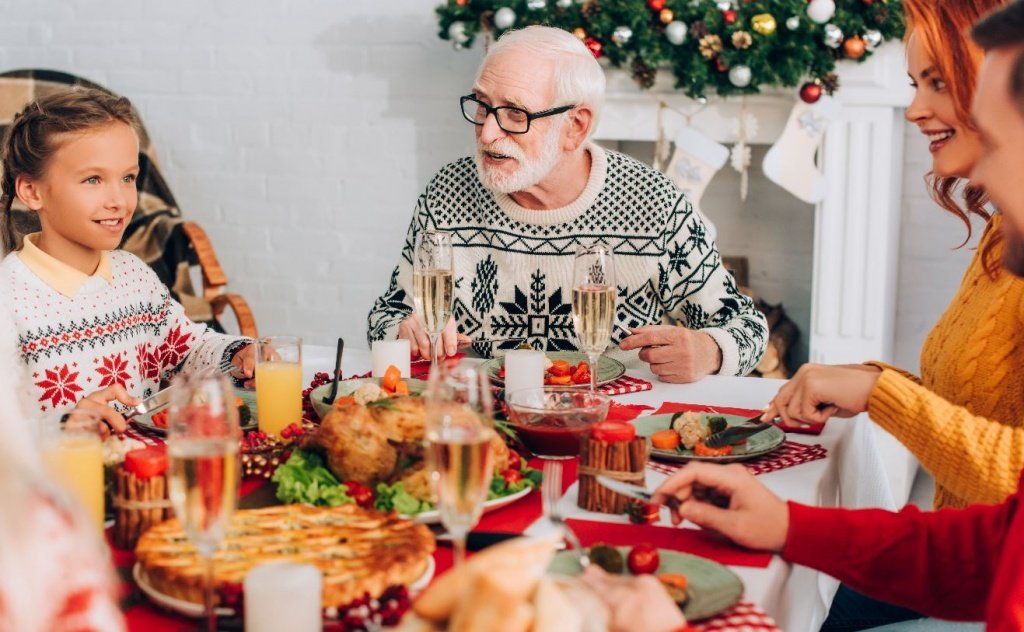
[345,481,375,508]
[501,469,523,486]
[506,449,523,470]
[591,421,637,443]
[548,360,572,377]
[571,362,591,385]
[497,365,506,379]
[124,446,168,479]
[627,543,661,575]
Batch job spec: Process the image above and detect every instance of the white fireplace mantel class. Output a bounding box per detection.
[594,43,914,367]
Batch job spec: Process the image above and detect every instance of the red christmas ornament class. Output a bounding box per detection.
[456,0,467,5]
[723,9,738,24]
[800,81,822,103]
[647,0,667,10]
[715,58,729,72]
[585,37,603,59]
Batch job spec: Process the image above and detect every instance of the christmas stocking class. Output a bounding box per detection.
[762,96,840,204]
[663,125,730,237]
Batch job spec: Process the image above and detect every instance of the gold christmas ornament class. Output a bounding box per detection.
[660,9,674,24]
[751,13,777,36]
[573,26,587,40]
[731,30,753,49]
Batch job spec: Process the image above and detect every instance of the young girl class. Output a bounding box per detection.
[0,89,255,433]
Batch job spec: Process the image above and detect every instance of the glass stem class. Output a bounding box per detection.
[204,554,216,632]
[429,332,441,371]
[454,531,468,567]
[588,352,599,392]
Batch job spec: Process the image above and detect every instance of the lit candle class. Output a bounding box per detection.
[372,339,412,378]
[244,563,322,632]
[503,349,545,396]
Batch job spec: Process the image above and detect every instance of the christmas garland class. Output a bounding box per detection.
[435,0,904,102]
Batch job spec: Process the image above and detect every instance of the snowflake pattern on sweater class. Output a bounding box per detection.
[0,249,250,415]
[367,145,768,376]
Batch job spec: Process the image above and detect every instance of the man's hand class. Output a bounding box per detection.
[397,315,468,360]
[764,363,882,429]
[619,325,722,383]
[578,566,687,632]
[231,343,257,388]
[653,463,789,553]
[73,385,140,437]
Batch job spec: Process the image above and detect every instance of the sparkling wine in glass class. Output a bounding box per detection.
[413,230,454,370]
[167,372,240,632]
[425,361,496,567]
[572,242,617,391]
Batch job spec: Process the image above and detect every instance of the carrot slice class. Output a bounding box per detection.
[394,380,410,396]
[650,429,681,450]
[332,395,357,409]
[381,365,401,392]
[693,441,733,457]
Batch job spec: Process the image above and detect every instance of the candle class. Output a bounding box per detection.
[503,349,545,396]
[372,339,412,378]
[244,563,322,632]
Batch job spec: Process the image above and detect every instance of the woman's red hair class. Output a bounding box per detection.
[903,0,1006,274]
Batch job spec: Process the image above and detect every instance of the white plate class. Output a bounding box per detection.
[411,486,533,524]
[133,556,435,618]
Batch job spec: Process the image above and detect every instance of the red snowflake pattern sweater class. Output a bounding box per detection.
[0,245,249,415]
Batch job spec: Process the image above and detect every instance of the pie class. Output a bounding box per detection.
[135,504,435,607]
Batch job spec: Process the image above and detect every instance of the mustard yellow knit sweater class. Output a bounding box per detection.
[867,216,1024,509]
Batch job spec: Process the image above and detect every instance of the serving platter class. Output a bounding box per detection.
[308,377,429,420]
[410,486,532,524]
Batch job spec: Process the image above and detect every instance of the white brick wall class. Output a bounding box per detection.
[1,1,973,370]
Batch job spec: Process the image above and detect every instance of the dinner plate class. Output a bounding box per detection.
[481,351,626,388]
[548,547,743,621]
[130,389,258,436]
[133,556,435,618]
[633,412,785,463]
[308,378,429,420]
[411,486,533,524]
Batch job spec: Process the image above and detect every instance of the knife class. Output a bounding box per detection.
[595,475,729,510]
[703,416,774,448]
[124,385,175,422]
[435,531,566,552]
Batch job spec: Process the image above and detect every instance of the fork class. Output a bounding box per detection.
[542,460,590,569]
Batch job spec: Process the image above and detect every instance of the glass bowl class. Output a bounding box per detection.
[505,386,610,459]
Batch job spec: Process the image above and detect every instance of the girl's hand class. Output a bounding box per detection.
[74,385,139,438]
[231,344,257,388]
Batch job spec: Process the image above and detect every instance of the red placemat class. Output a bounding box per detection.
[652,402,826,436]
[647,440,828,477]
[599,374,653,396]
[123,424,165,447]
[563,519,772,568]
[691,601,780,631]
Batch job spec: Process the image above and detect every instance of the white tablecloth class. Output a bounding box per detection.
[302,345,915,631]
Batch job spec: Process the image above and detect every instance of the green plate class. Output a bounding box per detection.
[130,388,258,436]
[548,547,743,621]
[308,378,429,420]
[481,351,626,388]
[634,413,785,463]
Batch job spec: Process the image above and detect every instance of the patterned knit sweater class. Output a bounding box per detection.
[866,216,1024,509]
[367,144,768,376]
[0,242,249,416]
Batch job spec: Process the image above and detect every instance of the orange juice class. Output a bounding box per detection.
[255,361,302,437]
[42,435,104,528]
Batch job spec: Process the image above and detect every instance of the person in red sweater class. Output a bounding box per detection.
[654,4,1024,628]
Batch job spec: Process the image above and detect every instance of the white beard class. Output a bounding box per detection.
[475,119,565,194]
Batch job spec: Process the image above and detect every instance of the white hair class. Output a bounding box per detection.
[477,25,606,138]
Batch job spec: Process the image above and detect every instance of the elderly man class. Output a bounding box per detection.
[654,4,1024,627]
[366,26,767,382]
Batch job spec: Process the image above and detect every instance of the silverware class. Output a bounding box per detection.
[594,475,680,510]
[703,416,773,448]
[125,360,235,422]
[322,337,344,405]
[542,460,590,569]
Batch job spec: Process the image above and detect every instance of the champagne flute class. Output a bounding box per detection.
[571,242,617,392]
[413,230,454,371]
[167,372,241,632]
[424,360,496,567]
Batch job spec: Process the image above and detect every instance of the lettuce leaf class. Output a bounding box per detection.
[271,449,353,507]
[374,481,432,515]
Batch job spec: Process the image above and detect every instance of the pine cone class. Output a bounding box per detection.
[631,57,657,89]
[690,20,709,39]
[819,72,840,95]
[698,34,723,59]
[581,0,601,20]
[874,7,890,24]
[731,30,752,49]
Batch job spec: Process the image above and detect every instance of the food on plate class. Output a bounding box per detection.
[626,500,660,525]
[588,544,625,574]
[649,429,681,450]
[150,408,169,429]
[671,411,708,450]
[657,573,689,605]
[135,504,434,608]
[693,440,733,457]
[627,544,660,575]
[706,416,728,435]
[497,356,592,386]
[335,366,413,409]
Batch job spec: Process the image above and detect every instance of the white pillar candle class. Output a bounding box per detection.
[503,349,545,395]
[244,563,322,632]
[372,339,412,378]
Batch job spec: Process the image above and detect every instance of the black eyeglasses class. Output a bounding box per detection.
[460,94,575,134]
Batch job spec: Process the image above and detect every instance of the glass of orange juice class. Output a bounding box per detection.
[40,410,105,529]
[255,336,303,437]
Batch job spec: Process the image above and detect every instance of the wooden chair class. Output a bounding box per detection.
[180,222,257,337]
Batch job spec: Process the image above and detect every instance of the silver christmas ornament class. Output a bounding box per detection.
[716,0,732,10]
[493,7,516,29]
[448,20,469,45]
[863,28,882,51]
[611,25,633,45]
[786,16,800,30]
[728,64,752,88]
[665,20,688,45]
[806,0,836,24]
[556,0,573,7]
[526,0,546,10]
[823,23,844,48]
